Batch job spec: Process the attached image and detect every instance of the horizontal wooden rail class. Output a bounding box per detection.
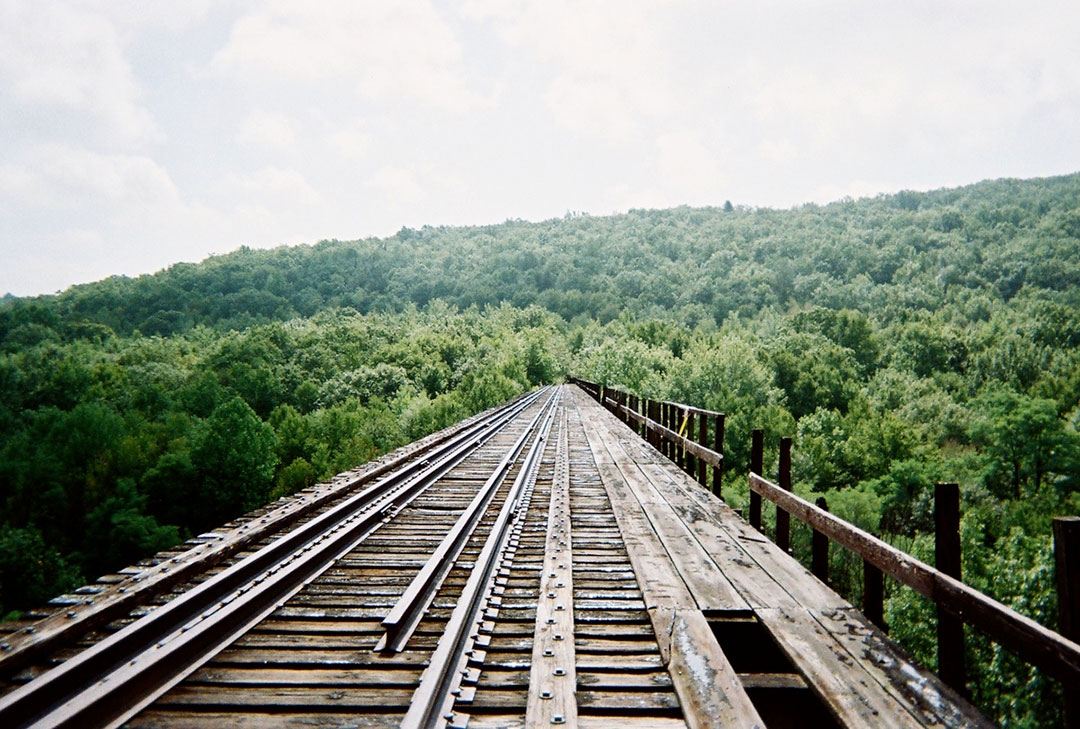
[749,472,1080,686]
[604,395,722,469]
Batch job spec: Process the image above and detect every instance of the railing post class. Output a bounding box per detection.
[697,413,708,487]
[812,496,829,583]
[648,400,660,448]
[685,411,696,476]
[776,436,792,553]
[864,560,885,631]
[656,403,665,455]
[712,413,724,497]
[629,394,639,436]
[750,429,763,531]
[678,407,688,472]
[1055,516,1080,728]
[667,403,676,461]
[935,482,966,696]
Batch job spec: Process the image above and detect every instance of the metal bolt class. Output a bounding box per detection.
[543,649,554,657]
[553,715,566,724]
[540,690,552,699]
[554,633,564,641]
[553,668,566,676]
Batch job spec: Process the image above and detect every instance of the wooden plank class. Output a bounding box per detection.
[526,405,578,729]
[583,413,745,613]
[750,473,1080,684]
[153,686,416,708]
[757,606,927,729]
[813,607,994,729]
[187,667,421,686]
[576,398,697,618]
[127,710,404,728]
[610,435,799,611]
[666,609,766,729]
[573,389,764,729]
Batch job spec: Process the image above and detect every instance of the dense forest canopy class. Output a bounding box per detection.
[2,172,1079,727]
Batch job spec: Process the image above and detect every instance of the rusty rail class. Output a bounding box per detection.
[0,387,552,729]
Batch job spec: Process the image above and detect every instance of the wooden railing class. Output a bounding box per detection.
[567,377,724,494]
[569,376,1080,720]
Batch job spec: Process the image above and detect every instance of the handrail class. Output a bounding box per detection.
[569,373,1080,710]
[604,394,722,468]
[749,472,1080,686]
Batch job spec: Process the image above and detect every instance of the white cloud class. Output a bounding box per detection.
[211,166,323,207]
[237,111,297,152]
[0,144,179,210]
[465,0,678,141]
[329,125,373,161]
[212,0,480,111]
[366,166,427,206]
[0,0,161,144]
[656,131,725,200]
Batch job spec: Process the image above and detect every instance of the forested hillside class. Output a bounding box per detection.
[2,172,1079,727]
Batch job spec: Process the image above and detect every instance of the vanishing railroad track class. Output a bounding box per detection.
[0,386,683,728]
[0,384,995,729]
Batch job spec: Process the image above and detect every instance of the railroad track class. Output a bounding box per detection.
[0,384,990,729]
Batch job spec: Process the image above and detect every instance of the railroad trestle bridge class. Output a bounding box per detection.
[1,383,1074,728]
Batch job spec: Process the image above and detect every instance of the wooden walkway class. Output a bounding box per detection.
[0,385,989,728]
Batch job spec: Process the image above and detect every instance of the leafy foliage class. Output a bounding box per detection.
[2,172,1079,726]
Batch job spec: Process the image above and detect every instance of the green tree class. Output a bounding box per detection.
[191,397,279,527]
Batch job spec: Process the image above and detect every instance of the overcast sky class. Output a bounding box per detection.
[2,1,1079,296]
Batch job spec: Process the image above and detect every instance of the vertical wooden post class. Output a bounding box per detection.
[697,413,708,487]
[864,561,885,631]
[599,385,606,411]
[712,413,724,497]
[935,482,966,696]
[750,429,763,531]
[679,408,689,472]
[685,411,696,476]
[812,496,829,583]
[659,402,668,457]
[1054,516,1080,729]
[776,436,792,553]
[648,400,660,448]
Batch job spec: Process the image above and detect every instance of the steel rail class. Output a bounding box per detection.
[379,387,560,652]
[0,387,550,729]
[0,389,537,676]
[401,388,560,729]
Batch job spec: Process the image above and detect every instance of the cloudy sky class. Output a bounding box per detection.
[2,1,1079,296]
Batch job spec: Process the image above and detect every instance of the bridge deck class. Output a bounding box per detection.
[0,385,989,728]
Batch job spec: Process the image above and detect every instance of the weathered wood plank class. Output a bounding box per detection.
[526,405,578,729]
[574,389,764,729]
[757,606,925,729]
[750,473,1080,685]
[127,710,404,728]
[813,607,994,729]
[589,418,747,612]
